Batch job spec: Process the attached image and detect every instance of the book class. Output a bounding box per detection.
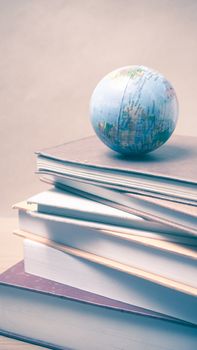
[26,181,197,236]
[15,200,197,246]
[16,233,197,324]
[26,187,189,235]
[2,262,197,350]
[36,135,197,205]
[7,134,197,348]
[27,188,144,227]
[14,204,197,287]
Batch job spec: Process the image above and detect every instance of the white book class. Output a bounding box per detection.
[16,206,197,287]
[38,177,197,235]
[28,187,144,227]
[27,188,193,235]
[24,239,197,325]
[16,200,197,245]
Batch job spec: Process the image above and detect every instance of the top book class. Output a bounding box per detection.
[36,135,197,205]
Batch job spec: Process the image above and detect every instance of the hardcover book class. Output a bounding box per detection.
[26,185,197,236]
[36,135,197,205]
[14,201,197,288]
[15,232,197,325]
[1,262,197,350]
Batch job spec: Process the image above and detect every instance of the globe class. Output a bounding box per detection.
[90,65,178,155]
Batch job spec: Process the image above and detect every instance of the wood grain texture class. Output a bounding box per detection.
[0,217,48,349]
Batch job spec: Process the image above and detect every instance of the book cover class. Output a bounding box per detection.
[1,262,197,350]
[37,135,197,184]
[0,261,178,320]
[21,237,197,325]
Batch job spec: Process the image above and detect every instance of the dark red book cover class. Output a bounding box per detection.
[0,261,183,322]
[0,261,194,349]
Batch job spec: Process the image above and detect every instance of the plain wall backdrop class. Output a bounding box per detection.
[0,0,197,216]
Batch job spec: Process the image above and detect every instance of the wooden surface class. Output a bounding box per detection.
[0,217,49,350]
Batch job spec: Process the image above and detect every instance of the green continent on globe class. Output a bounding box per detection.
[90,65,178,155]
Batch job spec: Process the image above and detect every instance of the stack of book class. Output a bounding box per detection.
[1,135,197,349]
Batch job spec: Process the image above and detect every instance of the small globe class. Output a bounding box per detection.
[90,65,178,155]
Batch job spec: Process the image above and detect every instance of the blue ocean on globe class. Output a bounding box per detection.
[90,65,178,155]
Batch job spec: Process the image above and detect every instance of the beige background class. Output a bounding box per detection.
[1,0,197,217]
[0,1,197,347]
